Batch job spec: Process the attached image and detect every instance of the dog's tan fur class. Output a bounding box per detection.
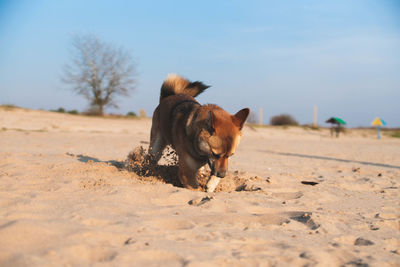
[149,74,249,190]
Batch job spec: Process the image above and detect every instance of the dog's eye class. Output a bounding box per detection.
[211,151,221,159]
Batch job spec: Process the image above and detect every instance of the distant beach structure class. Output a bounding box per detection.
[326,117,346,137]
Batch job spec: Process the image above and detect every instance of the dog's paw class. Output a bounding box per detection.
[206,175,221,192]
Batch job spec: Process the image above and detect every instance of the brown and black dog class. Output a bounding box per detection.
[149,74,249,191]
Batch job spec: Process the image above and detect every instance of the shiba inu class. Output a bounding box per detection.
[148,74,249,191]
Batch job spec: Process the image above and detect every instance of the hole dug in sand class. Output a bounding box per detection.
[124,146,265,192]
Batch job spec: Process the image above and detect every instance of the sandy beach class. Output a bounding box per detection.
[0,106,399,266]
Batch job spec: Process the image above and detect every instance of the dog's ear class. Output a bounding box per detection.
[232,108,250,130]
[206,111,215,135]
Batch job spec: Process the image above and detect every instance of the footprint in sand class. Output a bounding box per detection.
[375,212,400,230]
[384,238,400,254]
[188,196,214,206]
[131,249,185,265]
[185,211,320,230]
[64,245,118,263]
[354,237,374,246]
[149,218,195,231]
[287,212,320,230]
[89,248,118,262]
[124,237,136,245]
[272,191,303,200]
[190,213,290,228]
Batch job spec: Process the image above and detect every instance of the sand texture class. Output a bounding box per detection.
[0,107,399,266]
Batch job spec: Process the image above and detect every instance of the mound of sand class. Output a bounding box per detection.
[124,145,263,192]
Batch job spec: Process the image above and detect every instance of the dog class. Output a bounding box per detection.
[148,74,249,191]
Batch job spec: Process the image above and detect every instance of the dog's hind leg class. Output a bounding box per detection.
[149,134,166,164]
[148,107,167,164]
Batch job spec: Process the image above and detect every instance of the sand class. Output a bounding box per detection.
[0,107,399,266]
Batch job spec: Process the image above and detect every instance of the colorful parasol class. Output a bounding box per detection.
[371,117,386,126]
[326,117,346,125]
[371,117,386,139]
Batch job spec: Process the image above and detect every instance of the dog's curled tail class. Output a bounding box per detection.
[160,74,210,101]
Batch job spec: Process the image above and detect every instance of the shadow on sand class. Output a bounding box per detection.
[67,153,125,170]
[261,150,400,170]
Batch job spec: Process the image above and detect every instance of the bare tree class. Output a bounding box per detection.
[61,34,136,115]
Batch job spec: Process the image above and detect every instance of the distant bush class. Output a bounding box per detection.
[67,110,79,115]
[50,107,80,115]
[270,114,299,126]
[0,104,18,110]
[390,131,400,138]
[126,111,137,117]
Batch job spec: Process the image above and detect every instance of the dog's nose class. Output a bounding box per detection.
[216,170,226,178]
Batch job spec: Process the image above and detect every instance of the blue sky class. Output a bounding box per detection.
[0,0,399,127]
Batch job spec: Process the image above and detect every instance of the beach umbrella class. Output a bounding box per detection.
[371,117,386,139]
[371,117,386,126]
[326,117,346,125]
[326,117,346,138]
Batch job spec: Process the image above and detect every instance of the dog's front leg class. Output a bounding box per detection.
[206,175,220,193]
[178,156,201,190]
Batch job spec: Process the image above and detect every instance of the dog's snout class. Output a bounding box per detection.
[211,157,228,178]
[216,170,226,178]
